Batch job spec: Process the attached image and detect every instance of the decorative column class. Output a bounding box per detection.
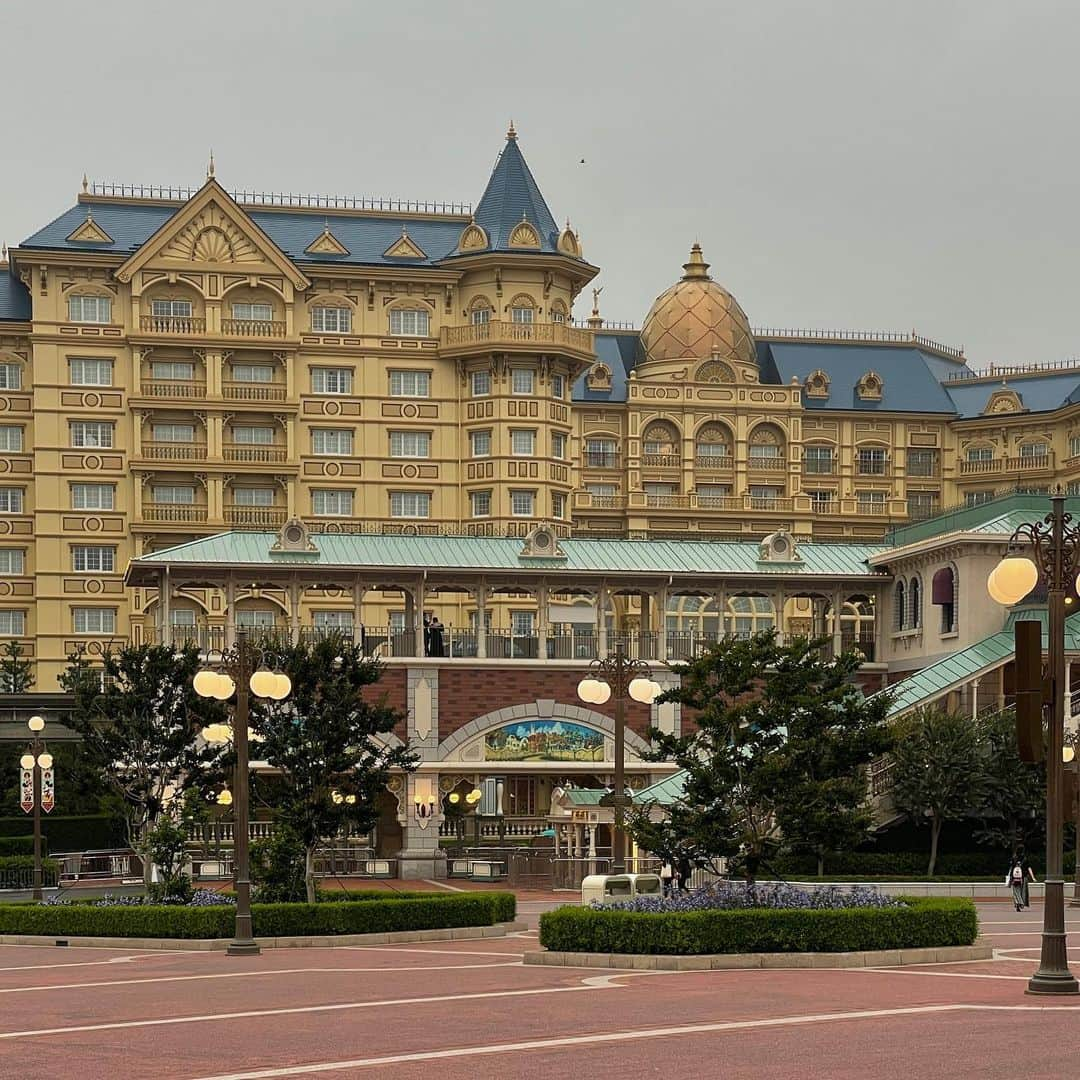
[598,585,610,656]
[773,589,785,645]
[832,589,844,658]
[656,584,669,661]
[475,584,488,658]
[536,582,549,661]
[225,576,236,648]
[158,567,170,644]
[971,677,981,721]
[288,579,301,644]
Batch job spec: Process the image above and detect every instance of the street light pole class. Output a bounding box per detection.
[21,715,48,902]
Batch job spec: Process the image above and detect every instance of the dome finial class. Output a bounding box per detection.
[207,150,215,179]
[681,242,710,281]
[507,119,517,141]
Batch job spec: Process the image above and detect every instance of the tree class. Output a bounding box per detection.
[634,631,891,880]
[0,639,34,692]
[250,632,416,903]
[58,645,230,884]
[972,708,1044,855]
[889,706,987,875]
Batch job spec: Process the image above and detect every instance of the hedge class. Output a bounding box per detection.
[771,852,1047,878]
[0,816,123,852]
[538,897,977,955]
[0,837,34,856]
[0,891,516,940]
[0,855,60,887]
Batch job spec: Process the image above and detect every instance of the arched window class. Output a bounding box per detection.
[695,423,731,465]
[932,566,957,633]
[642,421,680,464]
[909,576,922,630]
[894,580,906,631]
[748,423,785,469]
[469,295,494,326]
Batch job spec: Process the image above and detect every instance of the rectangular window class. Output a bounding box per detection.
[511,430,536,456]
[470,490,491,518]
[70,421,113,448]
[645,483,678,496]
[0,489,23,514]
[807,489,834,512]
[0,364,21,390]
[1019,442,1049,459]
[907,491,939,520]
[171,609,196,628]
[67,296,111,323]
[966,447,994,462]
[152,485,195,505]
[150,361,195,381]
[585,438,618,468]
[511,368,534,395]
[151,299,192,318]
[231,302,273,321]
[510,307,534,324]
[511,612,535,641]
[312,489,354,516]
[0,427,22,452]
[551,432,567,460]
[471,371,491,396]
[0,549,25,574]
[803,446,834,474]
[73,608,116,634]
[72,483,114,510]
[311,429,353,456]
[552,492,566,519]
[749,485,781,505]
[698,484,733,499]
[72,545,115,573]
[151,422,195,442]
[470,430,491,458]
[586,483,617,497]
[230,364,274,383]
[389,431,431,458]
[551,374,565,398]
[857,448,887,475]
[233,488,275,507]
[311,307,352,333]
[232,426,274,445]
[390,492,431,518]
[69,358,113,386]
[311,368,353,395]
[389,370,430,397]
[906,449,938,477]
[236,609,275,628]
[510,490,534,517]
[471,308,490,326]
[965,490,995,507]
[858,491,887,511]
[389,309,430,336]
[314,610,354,629]
[0,610,25,636]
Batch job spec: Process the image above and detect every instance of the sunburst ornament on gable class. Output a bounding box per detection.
[66,210,113,245]
[458,220,489,252]
[384,226,426,260]
[983,388,1025,415]
[509,215,540,249]
[305,223,350,256]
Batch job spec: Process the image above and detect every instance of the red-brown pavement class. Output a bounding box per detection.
[0,902,1077,1079]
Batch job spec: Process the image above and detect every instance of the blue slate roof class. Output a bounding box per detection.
[573,332,641,402]
[0,266,30,322]
[944,373,1080,418]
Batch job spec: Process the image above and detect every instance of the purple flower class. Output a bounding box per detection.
[593,882,901,913]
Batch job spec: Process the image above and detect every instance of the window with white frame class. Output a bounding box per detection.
[390,491,431,518]
[230,364,273,383]
[586,483,617,497]
[232,488,275,506]
[748,485,781,505]
[311,306,352,333]
[170,609,196,628]
[73,608,116,634]
[314,610,354,629]
[585,438,618,468]
[858,490,887,511]
[803,445,834,474]
[69,358,113,386]
[152,485,195,505]
[0,364,21,390]
[72,545,115,573]
[471,307,491,325]
[470,430,491,458]
[312,489,354,516]
[510,306,534,324]
[511,610,535,635]
[965,490,994,507]
[232,425,274,445]
[150,361,195,381]
[510,490,534,517]
[236,609,275,628]
[470,490,491,518]
[72,483,114,510]
[0,489,23,514]
[231,302,273,321]
[511,429,535,456]
[312,368,353,395]
[966,446,993,462]
[0,610,25,636]
[311,429,353,456]
[551,374,565,398]
[388,370,430,397]
[1071,437,1080,459]
[0,549,25,575]
[807,489,834,512]
[67,295,111,323]
[1019,441,1049,459]
[471,371,491,396]
[551,432,567,459]
[389,431,431,458]
[857,447,887,475]
[70,421,113,448]
[0,427,22,452]
[511,368,534,395]
[151,422,195,442]
[551,308,567,324]
[389,308,430,336]
[151,299,193,318]
[552,492,566,519]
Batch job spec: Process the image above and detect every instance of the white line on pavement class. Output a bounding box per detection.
[340,946,524,957]
[420,879,466,893]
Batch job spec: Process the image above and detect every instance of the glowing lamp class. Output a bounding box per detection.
[268,673,292,700]
[649,680,663,700]
[27,715,45,733]
[332,790,344,804]
[192,670,219,698]
[988,556,1038,605]
[216,788,233,806]
[1065,745,1076,764]
[19,753,34,770]
[211,673,236,701]
[345,794,356,805]
[577,678,601,704]
[37,752,53,770]
[591,681,611,704]
[448,792,460,804]
[248,668,277,699]
[628,677,657,703]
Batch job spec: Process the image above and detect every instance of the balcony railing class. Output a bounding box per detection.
[959,458,1001,475]
[141,505,209,524]
[696,495,739,510]
[222,381,288,402]
[574,492,626,510]
[139,314,206,335]
[224,506,287,527]
[906,458,939,478]
[856,461,888,476]
[141,442,207,461]
[223,443,288,463]
[856,500,889,516]
[583,451,620,469]
[748,495,793,510]
[221,318,287,338]
[645,494,689,508]
[748,455,786,471]
[803,460,836,476]
[695,453,733,471]
[1006,453,1053,472]
[642,453,681,467]
[809,499,837,515]
[142,380,207,399]
[441,320,593,354]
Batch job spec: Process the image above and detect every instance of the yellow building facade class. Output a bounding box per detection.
[3,127,1080,686]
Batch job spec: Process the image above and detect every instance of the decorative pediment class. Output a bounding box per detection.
[519,524,566,560]
[856,371,883,401]
[586,362,612,390]
[758,529,801,564]
[67,211,113,244]
[509,218,541,249]
[458,222,489,252]
[115,179,309,289]
[695,360,735,384]
[557,224,581,257]
[805,368,830,399]
[271,518,318,555]
[384,229,426,260]
[305,226,350,256]
[983,389,1024,415]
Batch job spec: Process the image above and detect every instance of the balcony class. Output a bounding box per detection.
[641,453,681,468]
[141,441,207,461]
[803,460,836,476]
[224,506,287,528]
[645,494,690,509]
[573,492,626,510]
[695,453,733,472]
[223,443,288,464]
[221,318,287,338]
[142,380,207,400]
[441,320,594,361]
[139,314,206,335]
[1006,452,1053,473]
[222,381,288,403]
[140,505,209,524]
[856,500,889,516]
[959,458,1001,475]
[697,495,740,510]
[748,495,793,511]
[856,461,888,477]
[583,451,620,469]
[748,455,786,472]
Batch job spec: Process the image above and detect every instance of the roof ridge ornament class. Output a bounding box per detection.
[519,523,566,561]
[507,119,517,141]
[81,173,89,194]
[681,242,711,281]
[208,150,215,180]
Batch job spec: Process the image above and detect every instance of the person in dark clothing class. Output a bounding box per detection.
[677,855,693,891]
[423,614,431,656]
[428,616,445,657]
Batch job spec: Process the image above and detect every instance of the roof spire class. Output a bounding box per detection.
[1,243,6,264]
[81,173,89,194]
[507,119,517,141]
[207,150,215,180]
[681,242,711,281]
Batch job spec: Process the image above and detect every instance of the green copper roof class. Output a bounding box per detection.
[562,788,609,806]
[632,770,688,807]
[130,531,886,579]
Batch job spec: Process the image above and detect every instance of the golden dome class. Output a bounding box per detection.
[640,244,756,366]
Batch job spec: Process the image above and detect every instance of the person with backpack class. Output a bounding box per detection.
[659,860,675,898]
[1007,849,1036,911]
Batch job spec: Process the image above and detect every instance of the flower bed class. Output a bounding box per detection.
[540,895,977,955]
[0,892,516,940]
[600,882,902,913]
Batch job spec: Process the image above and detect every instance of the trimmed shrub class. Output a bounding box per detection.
[772,852,1031,878]
[0,815,123,852]
[0,837,34,856]
[538,897,977,955]
[0,855,60,886]
[0,891,516,940]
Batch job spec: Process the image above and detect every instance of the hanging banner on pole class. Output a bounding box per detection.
[41,769,55,814]
[19,769,33,813]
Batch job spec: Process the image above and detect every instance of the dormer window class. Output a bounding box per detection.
[805,369,830,399]
[856,371,883,401]
[389,308,430,336]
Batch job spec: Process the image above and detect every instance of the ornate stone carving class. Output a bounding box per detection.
[509,219,540,248]
[162,202,262,264]
[856,371,883,401]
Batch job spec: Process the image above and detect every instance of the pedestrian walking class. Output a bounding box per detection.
[660,860,674,898]
[1007,849,1036,910]
[677,854,693,891]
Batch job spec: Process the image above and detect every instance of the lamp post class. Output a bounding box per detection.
[194,630,290,957]
[988,491,1079,994]
[576,643,662,873]
[19,715,51,901]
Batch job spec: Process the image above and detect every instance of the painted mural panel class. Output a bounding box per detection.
[484,720,605,762]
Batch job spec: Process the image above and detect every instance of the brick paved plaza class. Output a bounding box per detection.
[0,899,1073,1080]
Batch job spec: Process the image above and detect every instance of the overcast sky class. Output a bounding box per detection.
[3,1,1076,368]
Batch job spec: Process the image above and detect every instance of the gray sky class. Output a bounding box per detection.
[3,0,1076,368]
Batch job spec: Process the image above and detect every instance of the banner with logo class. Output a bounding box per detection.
[19,769,33,813]
[41,768,55,813]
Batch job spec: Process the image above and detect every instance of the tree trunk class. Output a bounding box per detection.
[305,845,317,905]
[817,852,825,878]
[928,817,941,877]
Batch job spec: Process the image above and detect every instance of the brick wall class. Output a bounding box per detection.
[363,666,408,740]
